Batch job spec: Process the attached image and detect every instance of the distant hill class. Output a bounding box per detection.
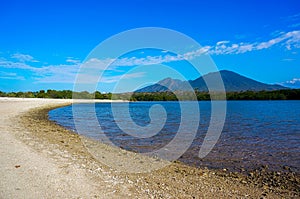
[136,78,190,92]
[135,70,287,92]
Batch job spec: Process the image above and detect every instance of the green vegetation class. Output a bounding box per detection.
[0,89,299,100]
[0,90,112,99]
[129,89,300,101]
[226,89,300,100]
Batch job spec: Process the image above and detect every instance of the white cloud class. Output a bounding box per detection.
[66,57,81,64]
[258,31,300,50]
[210,30,300,55]
[216,40,230,45]
[237,43,254,53]
[182,46,211,59]
[82,58,115,70]
[2,29,300,85]
[11,53,38,62]
[79,46,210,69]
[0,60,40,71]
[284,31,300,49]
[0,57,81,83]
[256,38,281,50]
[52,30,300,77]
[286,78,300,84]
[0,54,146,84]
[280,78,300,88]
[0,53,165,85]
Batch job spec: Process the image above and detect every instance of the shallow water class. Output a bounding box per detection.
[49,100,300,173]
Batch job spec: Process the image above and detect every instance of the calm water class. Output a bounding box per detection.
[49,101,300,172]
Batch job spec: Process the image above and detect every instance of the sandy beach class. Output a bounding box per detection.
[0,98,298,198]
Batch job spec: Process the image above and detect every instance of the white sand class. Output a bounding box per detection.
[0,98,130,198]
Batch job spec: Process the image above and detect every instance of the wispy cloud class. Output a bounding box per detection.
[210,30,300,54]
[1,29,300,84]
[0,71,25,80]
[94,30,300,66]
[0,55,80,83]
[33,63,81,83]
[11,53,38,62]
[82,58,115,69]
[75,45,210,71]
[100,72,145,83]
[0,53,144,84]
[289,23,300,28]
[283,13,300,22]
[283,12,300,28]
[66,57,81,64]
[0,59,40,71]
[216,40,230,45]
[281,58,294,62]
[29,30,300,82]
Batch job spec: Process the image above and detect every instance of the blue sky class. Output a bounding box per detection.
[0,0,300,92]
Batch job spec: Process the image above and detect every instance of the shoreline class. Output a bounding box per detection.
[0,98,298,198]
[44,102,300,197]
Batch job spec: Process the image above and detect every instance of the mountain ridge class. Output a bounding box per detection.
[135,70,287,92]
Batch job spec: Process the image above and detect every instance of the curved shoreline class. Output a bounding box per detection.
[0,98,298,198]
[48,102,300,197]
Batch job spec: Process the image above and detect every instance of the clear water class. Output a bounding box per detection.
[49,101,300,172]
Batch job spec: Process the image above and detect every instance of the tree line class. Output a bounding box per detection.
[129,89,300,101]
[0,89,299,100]
[0,90,112,99]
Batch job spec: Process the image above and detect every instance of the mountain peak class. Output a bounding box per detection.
[158,77,184,85]
[135,70,287,92]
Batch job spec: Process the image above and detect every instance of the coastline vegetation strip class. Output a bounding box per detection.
[1,89,300,101]
[16,102,300,198]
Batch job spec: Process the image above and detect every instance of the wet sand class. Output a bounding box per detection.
[0,97,298,198]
